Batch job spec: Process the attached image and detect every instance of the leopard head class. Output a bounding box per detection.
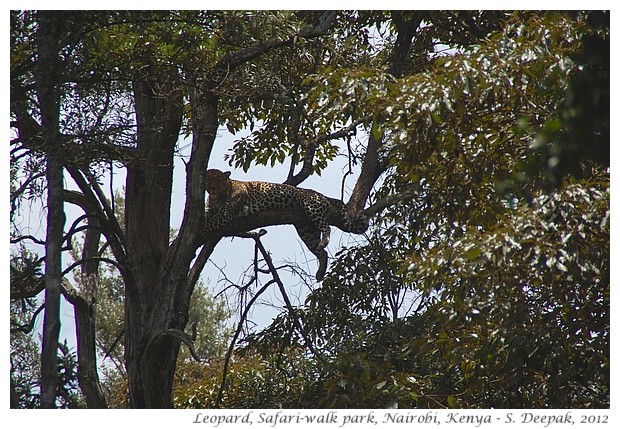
[205,169,232,197]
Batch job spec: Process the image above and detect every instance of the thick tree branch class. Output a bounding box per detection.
[214,11,337,78]
[187,239,221,294]
[65,167,130,285]
[180,9,341,301]
[202,207,339,244]
[362,188,417,219]
[146,323,201,363]
[122,12,340,408]
[347,12,424,215]
[389,12,426,77]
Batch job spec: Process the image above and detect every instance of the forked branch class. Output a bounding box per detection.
[215,230,326,407]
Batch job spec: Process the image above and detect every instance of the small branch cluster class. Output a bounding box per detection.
[216,230,325,406]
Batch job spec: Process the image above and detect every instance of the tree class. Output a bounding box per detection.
[10,10,608,409]
[175,11,609,409]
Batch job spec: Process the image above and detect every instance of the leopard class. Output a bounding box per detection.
[204,169,335,280]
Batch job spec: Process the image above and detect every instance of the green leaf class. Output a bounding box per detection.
[464,247,483,261]
[447,395,458,408]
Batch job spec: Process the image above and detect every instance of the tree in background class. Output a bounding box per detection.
[11,10,608,408]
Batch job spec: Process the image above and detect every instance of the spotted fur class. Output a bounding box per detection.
[205,169,334,280]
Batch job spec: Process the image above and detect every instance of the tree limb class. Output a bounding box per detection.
[362,188,417,219]
[65,166,131,288]
[146,323,201,363]
[347,12,424,215]
[285,117,368,186]
[61,256,123,278]
[215,11,337,79]
[10,235,46,246]
[216,228,328,406]
[10,304,44,334]
[101,327,125,362]
[187,239,220,294]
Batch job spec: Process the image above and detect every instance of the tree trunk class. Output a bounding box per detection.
[122,14,340,407]
[37,10,65,409]
[37,10,64,409]
[76,215,108,408]
[61,276,107,408]
[124,65,184,408]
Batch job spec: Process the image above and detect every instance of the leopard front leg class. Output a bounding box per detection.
[294,223,328,281]
[204,203,237,232]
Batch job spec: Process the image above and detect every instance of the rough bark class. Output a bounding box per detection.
[77,207,108,407]
[37,10,65,409]
[61,276,107,408]
[123,13,341,408]
[124,65,184,408]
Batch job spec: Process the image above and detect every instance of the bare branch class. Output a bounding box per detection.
[63,212,102,244]
[216,279,275,407]
[285,117,368,186]
[241,231,325,361]
[217,227,331,406]
[10,234,46,246]
[10,304,44,334]
[61,256,123,278]
[102,328,125,362]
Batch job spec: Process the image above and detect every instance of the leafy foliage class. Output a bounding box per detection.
[11,332,83,409]
[174,350,321,409]
[406,172,609,408]
[175,11,608,409]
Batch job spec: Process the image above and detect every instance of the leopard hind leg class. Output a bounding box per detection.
[294,223,328,281]
[317,219,331,251]
[300,194,331,250]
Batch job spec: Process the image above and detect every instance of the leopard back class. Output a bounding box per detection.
[204,169,333,279]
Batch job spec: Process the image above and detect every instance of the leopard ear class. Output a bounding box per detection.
[224,171,231,178]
